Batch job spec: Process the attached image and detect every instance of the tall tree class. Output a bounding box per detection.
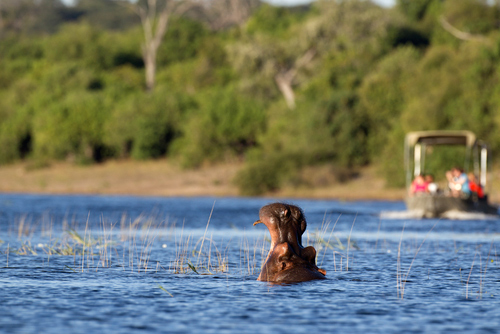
[274,48,315,109]
[205,0,259,30]
[123,0,199,92]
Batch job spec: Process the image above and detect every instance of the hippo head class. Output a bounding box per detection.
[254,203,326,283]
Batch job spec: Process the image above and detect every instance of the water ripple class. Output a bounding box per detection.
[1,194,499,334]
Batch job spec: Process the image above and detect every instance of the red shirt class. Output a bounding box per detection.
[469,182,484,198]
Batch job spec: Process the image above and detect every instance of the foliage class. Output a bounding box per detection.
[73,0,139,30]
[397,0,434,21]
[441,0,500,35]
[172,85,266,168]
[1,0,500,194]
[245,3,311,37]
[157,18,209,67]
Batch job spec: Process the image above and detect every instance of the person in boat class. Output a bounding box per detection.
[447,167,470,197]
[410,174,428,196]
[424,174,438,194]
[467,172,484,199]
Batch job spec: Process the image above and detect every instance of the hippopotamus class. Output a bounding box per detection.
[253,203,326,283]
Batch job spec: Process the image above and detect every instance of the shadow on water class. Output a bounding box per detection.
[1,194,500,334]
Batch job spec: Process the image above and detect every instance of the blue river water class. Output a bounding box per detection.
[1,193,499,334]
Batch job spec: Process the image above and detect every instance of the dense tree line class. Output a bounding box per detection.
[1,0,500,194]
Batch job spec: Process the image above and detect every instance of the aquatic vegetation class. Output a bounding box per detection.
[0,212,249,275]
[1,205,498,303]
[0,210,359,278]
[2,195,500,334]
[12,241,38,256]
[157,284,174,297]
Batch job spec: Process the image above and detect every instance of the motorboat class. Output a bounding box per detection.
[404,130,497,218]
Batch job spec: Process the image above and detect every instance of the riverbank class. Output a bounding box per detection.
[0,159,411,201]
[3,159,500,203]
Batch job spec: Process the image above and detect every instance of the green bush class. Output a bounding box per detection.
[31,91,108,162]
[44,22,112,69]
[104,89,195,160]
[359,46,421,162]
[172,86,266,168]
[245,4,311,37]
[235,151,297,196]
[1,1,500,196]
[157,18,209,67]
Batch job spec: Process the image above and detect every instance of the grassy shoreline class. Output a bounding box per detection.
[2,159,498,203]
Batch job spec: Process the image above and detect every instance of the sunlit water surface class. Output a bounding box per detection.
[1,194,499,333]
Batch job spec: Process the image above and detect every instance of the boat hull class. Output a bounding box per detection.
[405,195,498,218]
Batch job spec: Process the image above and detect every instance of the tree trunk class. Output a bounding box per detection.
[275,72,296,110]
[274,48,316,110]
[439,16,485,42]
[130,0,195,92]
[142,22,162,92]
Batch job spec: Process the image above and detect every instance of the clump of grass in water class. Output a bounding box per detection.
[238,233,264,276]
[170,202,231,275]
[397,221,438,300]
[172,230,230,275]
[12,241,38,255]
[310,213,359,272]
[1,208,274,277]
[0,212,168,273]
[461,243,495,300]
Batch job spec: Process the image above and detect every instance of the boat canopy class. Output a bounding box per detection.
[404,130,488,190]
[405,130,476,148]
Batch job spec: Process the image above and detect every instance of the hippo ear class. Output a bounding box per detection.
[300,220,307,235]
[281,208,290,219]
[301,246,317,265]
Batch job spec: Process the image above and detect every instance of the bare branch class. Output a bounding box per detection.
[274,48,316,110]
[125,0,201,91]
[275,73,297,110]
[295,48,316,69]
[153,4,170,50]
[439,15,486,42]
[117,1,142,17]
[207,0,258,30]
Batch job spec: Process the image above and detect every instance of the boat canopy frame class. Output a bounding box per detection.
[404,130,489,191]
